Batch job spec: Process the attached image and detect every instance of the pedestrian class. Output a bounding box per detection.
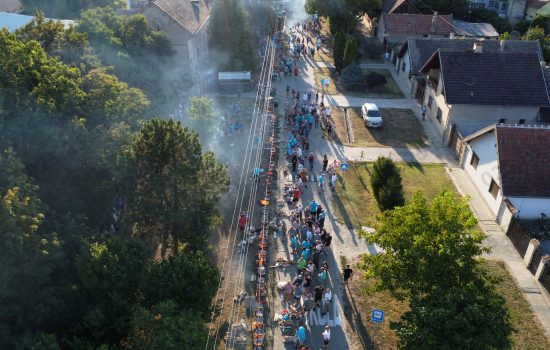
[322,155,328,172]
[315,91,319,104]
[296,326,306,347]
[294,66,298,78]
[308,153,314,171]
[303,272,312,294]
[292,186,301,202]
[319,209,326,229]
[309,200,318,220]
[314,284,324,308]
[303,293,315,316]
[297,256,307,273]
[326,123,332,140]
[321,288,332,315]
[318,174,324,193]
[343,264,353,283]
[384,51,390,61]
[286,85,291,97]
[318,267,327,286]
[330,172,337,189]
[294,283,303,302]
[316,204,323,221]
[324,232,332,249]
[322,326,331,349]
[421,105,427,121]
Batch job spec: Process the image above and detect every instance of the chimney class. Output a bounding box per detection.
[431,11,438,33]
[473,40,483,54]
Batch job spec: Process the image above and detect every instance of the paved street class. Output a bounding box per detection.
[267,22,550,349]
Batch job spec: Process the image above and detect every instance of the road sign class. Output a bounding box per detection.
[371,309,384,323]
[340,163,349,171]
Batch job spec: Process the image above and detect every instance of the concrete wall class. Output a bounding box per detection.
[507,0,527,24]
[394,47,412,85]
[496,200,515,231]
[463,132,503,216]
[509,197,550,219]
[143,5,192,68]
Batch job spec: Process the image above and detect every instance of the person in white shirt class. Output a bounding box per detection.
[325,106,332,118]
[321,288,332,315]
[322,325,331,348]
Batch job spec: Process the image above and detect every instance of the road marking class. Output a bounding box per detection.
[308,294,342,326]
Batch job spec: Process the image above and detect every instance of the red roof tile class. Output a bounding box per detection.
[382,13,453,36]
[496,125,550,197]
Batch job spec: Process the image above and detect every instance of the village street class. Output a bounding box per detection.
[268,24,550,349]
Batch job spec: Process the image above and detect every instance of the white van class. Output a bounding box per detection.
[361,103,382,128]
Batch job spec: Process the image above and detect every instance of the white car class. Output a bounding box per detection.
[361,103,382,128]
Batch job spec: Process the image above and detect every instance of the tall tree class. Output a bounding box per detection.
[187,96,218,142]
[343,37,358,69]
[359,191,487,297]
[209,0,257,71]
[333,31,347,72]
[370,156,404,211]
[126,119,229,254]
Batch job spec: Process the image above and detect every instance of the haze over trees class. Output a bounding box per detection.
[0,10,228,347]
[21,0,126,18]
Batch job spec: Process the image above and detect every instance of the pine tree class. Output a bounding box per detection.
[343,37,358,67]
[333,31,347,73]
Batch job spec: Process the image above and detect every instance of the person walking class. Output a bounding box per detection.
[314,284,324,308]
[318,174,324,193]
[309,200,318,220]
[321,288,332,315]
[308,153,314,171]
[343,264,353,283]
[322,155,328,172]
[296,326,306,347]
[294,66,298,78]
[322,326,331,349]
[303,293,315,317]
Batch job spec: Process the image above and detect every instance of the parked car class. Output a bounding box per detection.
[361,103,382,128]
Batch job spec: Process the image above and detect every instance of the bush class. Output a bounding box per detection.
[339,63,364,90]
[333,31,347,73]
[366,72,387,89]
[371,157,404,211]
[343,37,358,67]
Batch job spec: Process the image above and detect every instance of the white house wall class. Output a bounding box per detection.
[463,132,503,216]
[508,197,550,219]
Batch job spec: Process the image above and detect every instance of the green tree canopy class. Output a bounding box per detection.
[392,281,512,350]
[187,96,218,141]
[359,191,487,297]
[343,36,358,67]
[370,156,404,211]
[125,119,229,254]
[333,31,347,73]
[209,0,256,71]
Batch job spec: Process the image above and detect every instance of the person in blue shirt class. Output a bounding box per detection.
[302,248,310,260]
[301,240,311,250]
[309,200,318,219]
[296,326,306,346]
[290,235,298,252]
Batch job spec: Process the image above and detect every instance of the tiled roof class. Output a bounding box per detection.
[419,49,550,106]
[404,38,542,75]
[528,0,549,9]
[152,0,210,34]
[496,125,550,197]
[382,0,412,13]
[382,13,453,36]
[452,20,499,38]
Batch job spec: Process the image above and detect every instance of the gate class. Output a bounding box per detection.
[506,219,531,258]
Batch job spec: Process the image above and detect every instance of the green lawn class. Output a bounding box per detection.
[345,259,550,350]
[313,67,404,99]
[332,108,427,148]
[333,162,455,228]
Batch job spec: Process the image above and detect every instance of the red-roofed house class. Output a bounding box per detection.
[377,13,453,48]
[462,124,550,229]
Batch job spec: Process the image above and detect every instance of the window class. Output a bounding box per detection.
[498,118,506,124]
[489,179,500,199]
[470,152,479,170]
[436,107,442,123]
[501,3,507,11]
[489,0,495,7]
[518,119,526,125]
[402,62,406,72]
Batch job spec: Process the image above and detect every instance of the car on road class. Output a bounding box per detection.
[361,103,382,128]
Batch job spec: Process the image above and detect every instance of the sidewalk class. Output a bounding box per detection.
[448,166,550,337]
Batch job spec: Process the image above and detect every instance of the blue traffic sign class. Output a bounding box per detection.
[371,309,384,323]
[340,163,349,171]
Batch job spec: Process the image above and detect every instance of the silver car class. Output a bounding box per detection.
[361,103,382,128]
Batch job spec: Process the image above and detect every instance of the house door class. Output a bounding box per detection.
[415,79,426,103]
